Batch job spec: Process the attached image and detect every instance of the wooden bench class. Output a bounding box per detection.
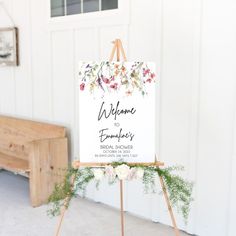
[0,115,68,207]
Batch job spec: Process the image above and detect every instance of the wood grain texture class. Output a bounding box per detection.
[29,138,68,207]
[0,152,29,173]
[0,116,68,207]
[0,115,66,160]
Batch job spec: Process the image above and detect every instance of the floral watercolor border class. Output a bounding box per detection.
[78,62,156,96]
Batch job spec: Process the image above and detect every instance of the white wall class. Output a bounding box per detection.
[0,0,236,235]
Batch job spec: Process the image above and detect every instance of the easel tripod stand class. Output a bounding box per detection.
[54,39,181,236]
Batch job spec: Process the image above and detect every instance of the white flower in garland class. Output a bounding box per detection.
[105,165,116,181]
[136,168,144,180]
[115,164,130,180]
[127,167,137,181]
[93,168,104,180]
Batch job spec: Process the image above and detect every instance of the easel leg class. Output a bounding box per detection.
[54,175,76,236]
[55,200,68,236]
[120,180,125,236]
[158,175,180,236]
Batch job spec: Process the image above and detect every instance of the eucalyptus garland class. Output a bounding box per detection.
[47,162,193,223]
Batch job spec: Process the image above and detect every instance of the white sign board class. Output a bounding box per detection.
[78,62,156,163]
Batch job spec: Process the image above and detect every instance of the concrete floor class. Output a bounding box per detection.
[0,170,190,236]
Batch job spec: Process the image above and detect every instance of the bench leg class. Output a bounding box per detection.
[29,138,68,207]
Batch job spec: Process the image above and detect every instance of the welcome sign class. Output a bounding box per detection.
[78,62,156,163]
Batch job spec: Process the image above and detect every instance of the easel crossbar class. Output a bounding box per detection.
[75,161,164,167]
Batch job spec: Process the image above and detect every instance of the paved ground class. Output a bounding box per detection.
[0,170,190,236]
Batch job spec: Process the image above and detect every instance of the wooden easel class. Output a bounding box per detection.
[54,39,180,236]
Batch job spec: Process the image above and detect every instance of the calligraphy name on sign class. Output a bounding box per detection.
[78,61,156,163]
[98,101,136,142]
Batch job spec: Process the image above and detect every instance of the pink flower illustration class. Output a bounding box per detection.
[126,90,132,96]
[143,68,150,76]
[80,83,85,91]
[102,76,110,84]
[110,83,118,90]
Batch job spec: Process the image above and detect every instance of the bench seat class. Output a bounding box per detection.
[0,115,68,207]
[0,152,30,174]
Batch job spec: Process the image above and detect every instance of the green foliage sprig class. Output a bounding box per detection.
[157,166,193,222]
[47,163,193,223]
[47,168,77,217]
